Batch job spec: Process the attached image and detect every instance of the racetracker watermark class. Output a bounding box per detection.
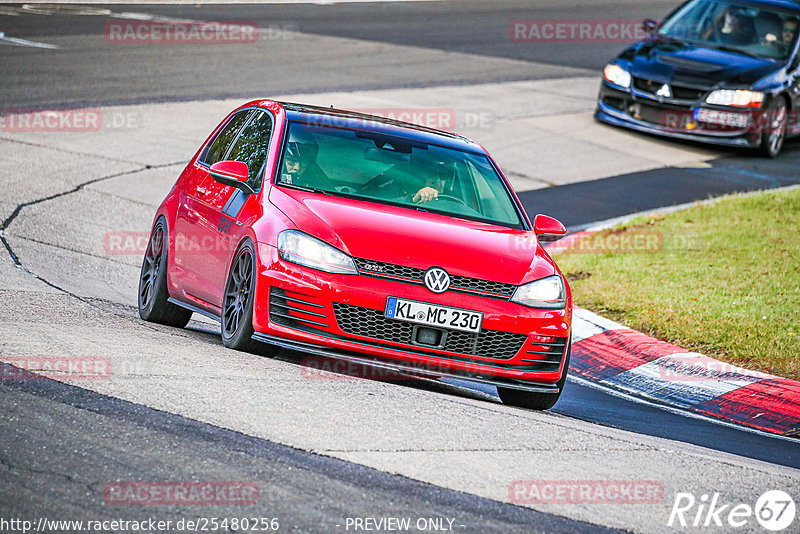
[543,228,707,255]
[659,109,800,133]
[104,229,238,256]
[1,357,111,381]
[299,357,434,381]
[544,230,664,254]
[509,480,664,505]
[104,20,259,44]
[510,19,647,43]
[104,481,259,506]
[657,354,790,382]
[0,108,140,132]
[304,108,495,131]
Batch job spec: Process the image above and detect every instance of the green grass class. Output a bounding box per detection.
[552,187,800,380]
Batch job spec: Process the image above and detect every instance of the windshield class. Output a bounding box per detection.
[659,0,799,59]
[275,120,523,228]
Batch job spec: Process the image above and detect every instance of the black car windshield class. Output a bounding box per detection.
[658,0,799,60]
[275,120,523,228]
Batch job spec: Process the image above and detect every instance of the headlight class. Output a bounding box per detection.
[511,275,566,309]
[277,230,357,275]
[603,63,631,89]
[705,90,764,108]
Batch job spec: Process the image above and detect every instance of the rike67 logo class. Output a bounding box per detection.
[668,490,796,531]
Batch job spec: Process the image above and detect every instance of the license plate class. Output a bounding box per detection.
[693,108,750,128]
[384,297,482,334]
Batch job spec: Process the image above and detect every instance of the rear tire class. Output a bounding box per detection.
[759,96,787,158]
[138,217,192,328]
[497,337,571,410]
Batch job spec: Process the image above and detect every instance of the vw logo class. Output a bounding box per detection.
[424,267,451,293]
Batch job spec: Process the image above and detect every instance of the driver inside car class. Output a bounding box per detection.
[358,154,461,205]
[281,132,332,189]
[411,160,455,204]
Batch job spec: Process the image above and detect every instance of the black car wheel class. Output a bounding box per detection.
[759,96,788,158]
[221,240,267,353]
[138,217,192,327]
[497,336,571,410]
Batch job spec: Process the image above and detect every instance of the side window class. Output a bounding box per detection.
[224,110,274,189]
[199,110,252,166]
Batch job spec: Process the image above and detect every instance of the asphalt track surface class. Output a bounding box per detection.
[1,2,799,532]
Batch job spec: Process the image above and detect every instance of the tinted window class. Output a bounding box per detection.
[277,121,522,229]
[659,0,800,59]
[225,110,274,189]
[200,110,252,166]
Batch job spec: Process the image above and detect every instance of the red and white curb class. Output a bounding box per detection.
[544,190,800,438]
[569,308,800,437]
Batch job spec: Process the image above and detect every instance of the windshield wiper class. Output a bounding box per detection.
[280,182,329,195]
[657,34,687,45]
[708,44,758,58]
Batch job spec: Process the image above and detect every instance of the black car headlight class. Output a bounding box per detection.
[603,64,632,89]
[705,90,764,108]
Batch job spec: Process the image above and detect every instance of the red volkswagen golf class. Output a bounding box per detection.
[139,100,573,409]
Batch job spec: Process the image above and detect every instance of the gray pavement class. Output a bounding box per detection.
[3,367,611,534]
[0,1,679,108]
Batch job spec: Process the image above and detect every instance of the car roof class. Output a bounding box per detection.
[276,101,485,154]
[737,0,800,11]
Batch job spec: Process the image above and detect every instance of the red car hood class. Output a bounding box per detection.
[268,187,556,285]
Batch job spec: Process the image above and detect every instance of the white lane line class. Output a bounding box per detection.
[0,31,59,49]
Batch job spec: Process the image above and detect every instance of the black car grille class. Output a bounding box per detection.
[332,302,527,361]
[633,77,706,101]
[635,102,691,126]
[354,257,516,299]
[269,288,331,329]
[520,336,569,373]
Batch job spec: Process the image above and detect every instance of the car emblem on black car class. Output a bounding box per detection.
[424,267,451,293]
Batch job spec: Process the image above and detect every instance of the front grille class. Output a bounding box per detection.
[332,302,527,360]
[633,77,705,102]
[635,102,691,126]
[269,288,331,329]
[671,85,706,101]
[520,336,569,372]
[354,257,516,298]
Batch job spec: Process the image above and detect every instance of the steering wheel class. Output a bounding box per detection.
[430,194,469,207]
[357,175,389,194]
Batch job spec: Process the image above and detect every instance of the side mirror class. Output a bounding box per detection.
[642,19,659,36]
[208,160,255,195]
[534,214,567,242]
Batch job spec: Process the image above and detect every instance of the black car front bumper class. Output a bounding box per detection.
[595,82,761,149]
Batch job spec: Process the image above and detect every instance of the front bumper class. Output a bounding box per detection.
[252,244,572,391]
[596,82,762,149]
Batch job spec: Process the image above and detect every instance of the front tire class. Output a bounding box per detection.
[221,240,264,353]
[138,217,192,328]
[497,337,571,410]
[759,96,787,158]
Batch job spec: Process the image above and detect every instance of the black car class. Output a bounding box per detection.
[596,0,800,157]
